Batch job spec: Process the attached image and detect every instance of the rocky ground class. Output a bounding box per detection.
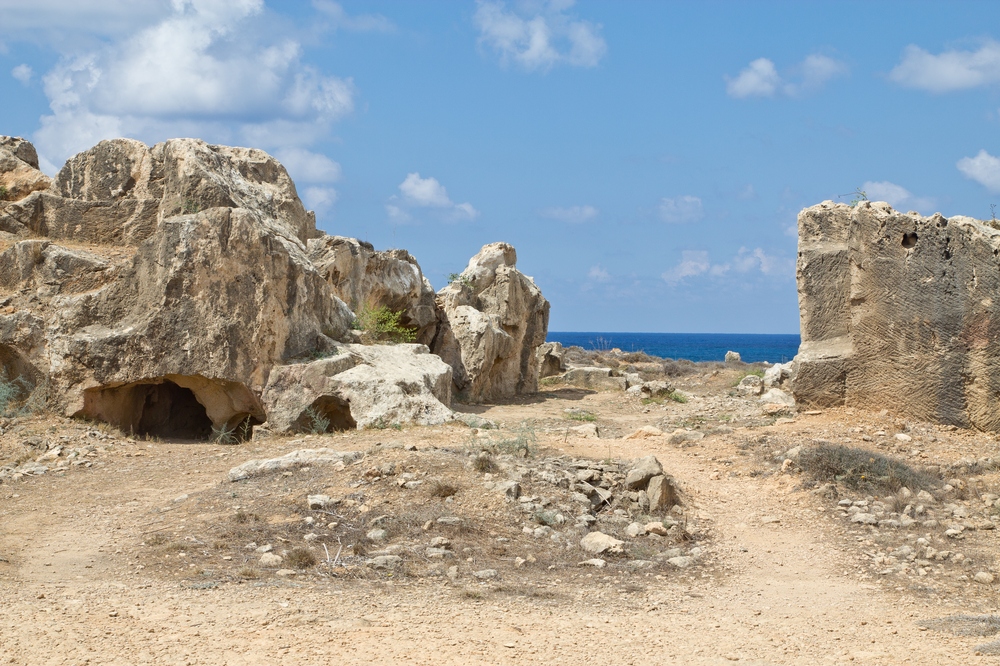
[4,362,1000,664]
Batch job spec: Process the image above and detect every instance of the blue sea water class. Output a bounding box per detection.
[545,332,801,364]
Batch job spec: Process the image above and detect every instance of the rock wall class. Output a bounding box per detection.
[793,200,1000,430]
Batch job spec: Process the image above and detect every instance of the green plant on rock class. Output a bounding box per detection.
[304,406,331,434]
[212,422,238,445]
[848,187,868,207]
[0,185,9,201]
[352,304,416,344]
[0,373,32,417]
[447,272,474,289]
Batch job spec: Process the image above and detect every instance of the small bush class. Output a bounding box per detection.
[661,359,699,377]
[352,305,416,344]
[236,566,260,579]
[566,410,597,422]
[428,480,459,498]
[285,547,317,569]
[233,511,260,524]
[668,391,688,403]
[479,422,537,458]
[0,185,8,201]
[797,443,933,494]
[472,453,499,473]
[304,406,330,434]
[447,272,474,289]
[212,423,238,445]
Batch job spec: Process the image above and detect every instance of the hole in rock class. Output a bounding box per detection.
[294,395,356,433]
[902,232,918,249]
[0,345,39,411]
[134,381,213,439]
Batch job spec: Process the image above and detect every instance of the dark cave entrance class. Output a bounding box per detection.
[134,380,214,439]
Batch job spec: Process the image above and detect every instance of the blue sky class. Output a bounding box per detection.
[3,1,1000,333]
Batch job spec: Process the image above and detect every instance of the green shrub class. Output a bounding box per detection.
[352,305,416,344]
[566,410,597,422]
[668,391,688,403]
[304,406,330,434]
[0,185,8,201]
[447,272,474,289]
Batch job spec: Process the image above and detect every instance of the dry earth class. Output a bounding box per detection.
[4,366,1000,665]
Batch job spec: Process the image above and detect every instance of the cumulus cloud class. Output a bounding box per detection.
[659,195,704,223]
[588,265,610,282]
[312,0,394,32]
[890,41,1000,93]
[726,54,846,98]
[541,204,598,222]
[862,180,935,213]
[474,0,606,72]
[957,149,1000,192]
[388,173,479,222]
[11,64,33,84]
[662,247,792,284]
[28,0,354,176]
[0,0,171,45]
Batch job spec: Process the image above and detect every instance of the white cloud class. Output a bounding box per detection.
[862,180,934,213]
[0,1,171,45]
[737,184,757,201]
[474,0,606,72]
[659,195,704,223]
[302,186,338,216]
[662,247,792,284]
[588,265,610,282]
[890,41,1000,93]
[389,173,479,222]
[274,148,342,183]
[957,149,1000,192]
[28,0,354,174]
[312,0,394,32]
[11,64,33,84]
[726,58,780,98]
[541,204,598,222]
[726,54,846,98]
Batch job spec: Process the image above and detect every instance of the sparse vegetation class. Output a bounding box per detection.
[668,390,688,403]
[352,304,417,344]
[566,410,597,422]
[211,422,238,445]
[847,187,868,207]
[797,443,934,494]
[475,422,538,457]
[304,406,331,434]
[284,547,317,569]
[447,272,474,289]
[0,185,8,201]
[472,453,499,473]
[428,480,459,498]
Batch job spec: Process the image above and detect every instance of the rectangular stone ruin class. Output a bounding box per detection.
[793,200,1000,431]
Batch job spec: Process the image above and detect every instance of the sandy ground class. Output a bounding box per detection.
[3,372,1000,665]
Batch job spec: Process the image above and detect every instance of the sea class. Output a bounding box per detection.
[545,332,801,364]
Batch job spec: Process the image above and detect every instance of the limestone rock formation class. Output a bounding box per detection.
[1,135,552,437]
[308,236,438,345]
[536,341,567,379]
[432,242,550,402]
[260,344,454,432]
[793,200,1000,430]
[1,136,354,434]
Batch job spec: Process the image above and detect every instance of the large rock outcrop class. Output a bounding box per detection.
[1,135,553,437]
[431,242,550,402]
[793,200,1000,430]
[0,136,354,434]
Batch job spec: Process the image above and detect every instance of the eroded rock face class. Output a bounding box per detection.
[794,200,1000,430]
[0,137,51,204]
[0,136,352,432]
[260,344,453,432]
[432,243,550,402]
[308,236,438,344]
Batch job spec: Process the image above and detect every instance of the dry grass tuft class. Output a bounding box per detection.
[797,443,934,494]
[428,480,459,498]
[285,547,317,569]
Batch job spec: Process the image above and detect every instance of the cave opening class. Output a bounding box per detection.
[134,380,214,439]
[294,395,356,433]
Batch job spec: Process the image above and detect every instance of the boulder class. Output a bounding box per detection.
[764,361,793,388]
[623,425,664,440]
[260,344,454,432]
[0,137,51,204]
[228,449,363,482]
[625,455,664,489]
[736,374,763,396]
[760,388,795,407]
[579,531,624,555]
[793,200,1000,430]
[432,242,550,402]
[725,350,741,363]
[639,380,674,398]
[647,475,679,511]
[536,341,567,379]
[558,366,627,391]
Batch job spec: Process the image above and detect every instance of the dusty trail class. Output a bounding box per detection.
[1,391,995,665]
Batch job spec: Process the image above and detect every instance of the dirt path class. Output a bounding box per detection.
[1,391,995,664]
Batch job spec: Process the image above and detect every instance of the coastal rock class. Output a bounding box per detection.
[737,374,763,396]
[725,350,741,363]
[536,342,567,379]
[432,242,550,402]
[793,200,1000,430]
